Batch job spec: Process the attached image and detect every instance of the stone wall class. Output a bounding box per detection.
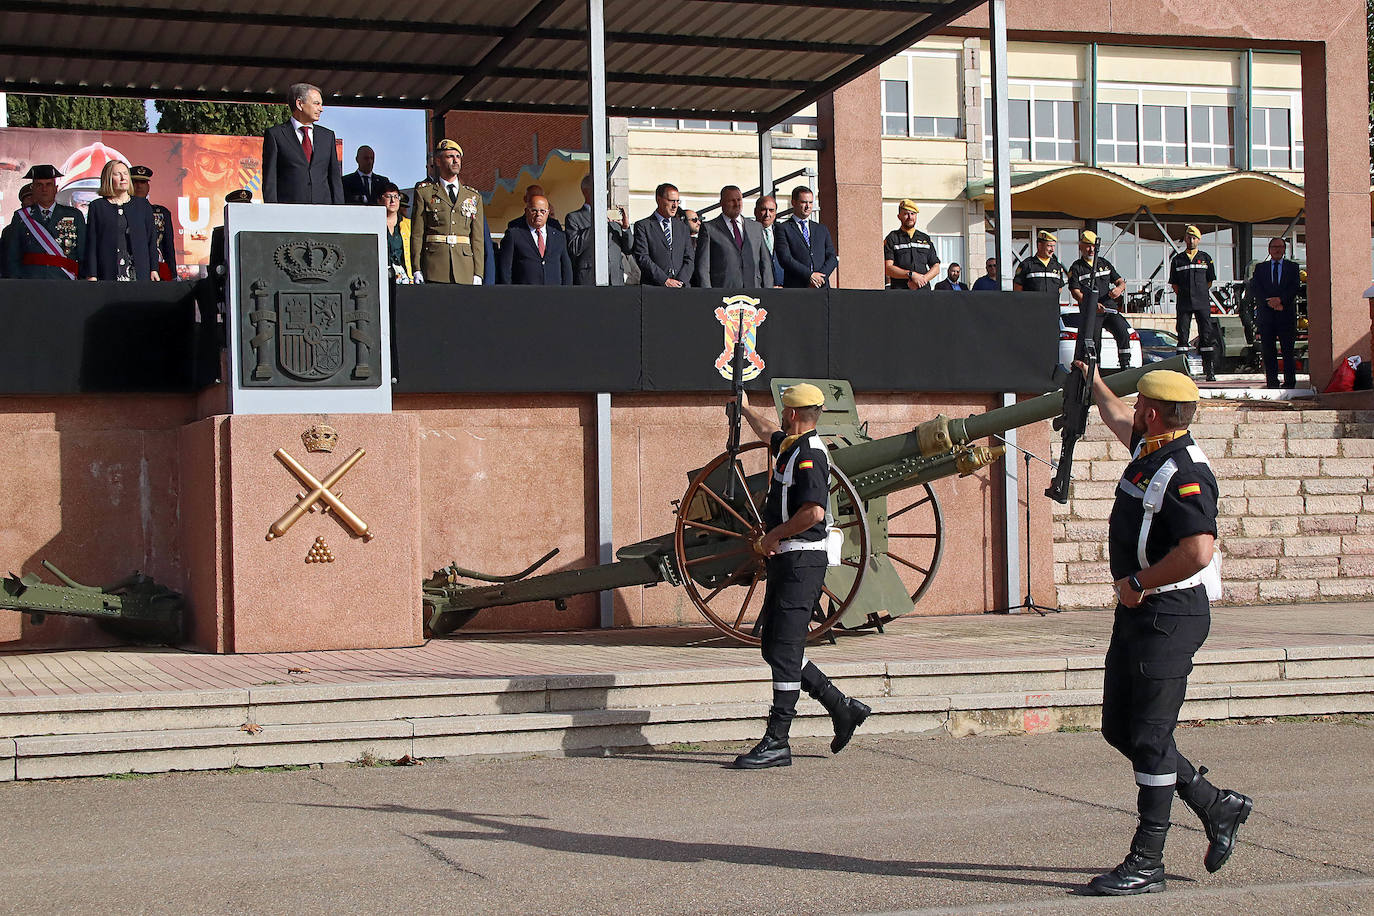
[1053,405,1374,608]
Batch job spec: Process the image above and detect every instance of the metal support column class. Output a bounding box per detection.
[758,128,774,199]
[588,0,609,287]
[989,0,1019,609]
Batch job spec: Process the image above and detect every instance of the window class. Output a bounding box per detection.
[1032,100,1078,162]
[1190,105,1235,167]
[1252,108,1292,170]
[882,79,910,137]
[1141,105,1186,165]
[984,98,1031,160]
[1096,103,1138,164]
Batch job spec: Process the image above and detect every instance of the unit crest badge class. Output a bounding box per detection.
[714,295,767,381]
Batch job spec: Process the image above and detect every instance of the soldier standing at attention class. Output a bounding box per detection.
[130,165,178,281]
[410,139,485,285]
[0,183,34,278]
[731,383,871,769]
[1169,225,1220,381]
[1013,230,1068,297]
[3,164,85,279]
[1082,367,1252,896]
[882,199,940,291]
[1067,229,1133,368]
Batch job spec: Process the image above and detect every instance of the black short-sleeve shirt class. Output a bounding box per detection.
[1067,256,1123,301]
[1013,256,1067,294]
[765,430,830,541]
[1169,249,1217,312]
[883,228,940,290]
[1108,433,1219,615]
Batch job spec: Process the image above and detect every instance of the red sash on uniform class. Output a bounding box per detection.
[157,262,175,281]
[17,208,77,278]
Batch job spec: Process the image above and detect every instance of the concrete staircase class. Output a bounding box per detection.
[4,644,1372,780]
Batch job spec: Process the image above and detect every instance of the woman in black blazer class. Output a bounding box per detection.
[80,160,160,281]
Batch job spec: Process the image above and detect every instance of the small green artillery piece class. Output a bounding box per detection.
[1,561,185,644]
[425,359,1180,644]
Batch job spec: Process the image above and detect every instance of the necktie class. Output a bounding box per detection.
[731,218,743,249]
[300,126,313,162]
[764,227,773,254]
[537,227,545,257]
[362,175,370,199]
[448,184,458,206]
[662,217,672,247]
[801,219,810,245]
[1273,261,1279,286]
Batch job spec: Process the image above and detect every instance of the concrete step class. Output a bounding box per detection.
[3,668,1374,781]
[7,645,1371,742]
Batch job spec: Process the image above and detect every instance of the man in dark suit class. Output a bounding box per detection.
[632,182,694,287]
[498,195,572,286]
[774,185,838,288]
[695,185,774,290]
[934,263,967,291]
[261,83,345,204]
[1249,237,1303,388]
[341,145,390,206]
[755,195,784,287]
[566,174,632,285]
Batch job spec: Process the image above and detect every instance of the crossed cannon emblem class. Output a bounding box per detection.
[266,447,373,542]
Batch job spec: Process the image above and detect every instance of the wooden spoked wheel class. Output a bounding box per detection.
[672,441,870,646]
[881,483,944,604]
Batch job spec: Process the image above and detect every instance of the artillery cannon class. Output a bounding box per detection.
[1,561,185,643]
[426,358,1181,643]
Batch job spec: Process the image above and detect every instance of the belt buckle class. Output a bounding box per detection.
[446,235,458,245]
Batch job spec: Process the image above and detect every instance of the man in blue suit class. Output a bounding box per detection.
[754,195,784,287]
[774,186,838,288]
[498,195,572,285]
[1248,237,1303,388]
[632,182,694,287]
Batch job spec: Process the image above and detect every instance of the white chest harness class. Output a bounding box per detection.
[772,433,842,565]
[1117,443,1223,600]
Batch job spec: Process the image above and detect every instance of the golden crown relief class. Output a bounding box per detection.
[301,424,339,453]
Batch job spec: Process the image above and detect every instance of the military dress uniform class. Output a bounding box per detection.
[3,198,85,280]
[131,166,178,280]
[1013,255,1067,294]
[1168,233,1219,379]
[1067,251,1132,367]
[1089,370,1252,896]
[733,383,870,770]
[410,176,486,285]
[883,227,940,290]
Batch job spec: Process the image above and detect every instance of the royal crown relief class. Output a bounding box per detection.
[236,232,383,389]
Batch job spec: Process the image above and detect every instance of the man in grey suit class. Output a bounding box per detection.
[261,83,345,204]
[632,182,694,287]
[564,174,632,285]
[694,185,773,289]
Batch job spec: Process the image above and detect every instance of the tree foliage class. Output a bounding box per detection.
[154,101,288,136]
[5,95,148,131]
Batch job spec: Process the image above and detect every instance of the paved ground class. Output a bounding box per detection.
[3,602,1373,699]
[1,719,1370,915]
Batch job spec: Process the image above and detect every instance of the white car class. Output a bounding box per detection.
[1058,306,1143,371]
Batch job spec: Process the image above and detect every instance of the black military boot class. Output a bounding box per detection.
[1086,823,1169,896]
[732,713,792,769]
[1178,766,1253,872]
[806,674,871,754]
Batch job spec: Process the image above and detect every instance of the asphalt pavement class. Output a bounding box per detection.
[1,719,1371,915]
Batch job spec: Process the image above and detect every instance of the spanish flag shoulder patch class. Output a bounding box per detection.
[798,459,814,470]
[1177,482,1202,498]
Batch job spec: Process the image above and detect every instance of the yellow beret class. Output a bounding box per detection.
[1138,369,1199,403]
[898,199,919,213]
[1185,225,1201,238]
[1037,230,1057,242]
[435,139,463,154]
[1080,230,1098,245]
[781,383,825,408]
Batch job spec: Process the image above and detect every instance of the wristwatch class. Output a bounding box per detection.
[908,270,916,281]
[1128,574,1144,593]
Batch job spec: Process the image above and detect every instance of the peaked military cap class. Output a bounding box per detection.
[130,165,154,180]
[17,183,33,200]
[225,188,253,203]
[23,164,62,180]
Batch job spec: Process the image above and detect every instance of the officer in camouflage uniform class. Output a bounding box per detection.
[130,165,178,280]
[410,139,486,285]
[3,165,85,280]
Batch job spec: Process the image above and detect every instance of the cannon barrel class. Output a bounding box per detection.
[831,357,1184,480]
